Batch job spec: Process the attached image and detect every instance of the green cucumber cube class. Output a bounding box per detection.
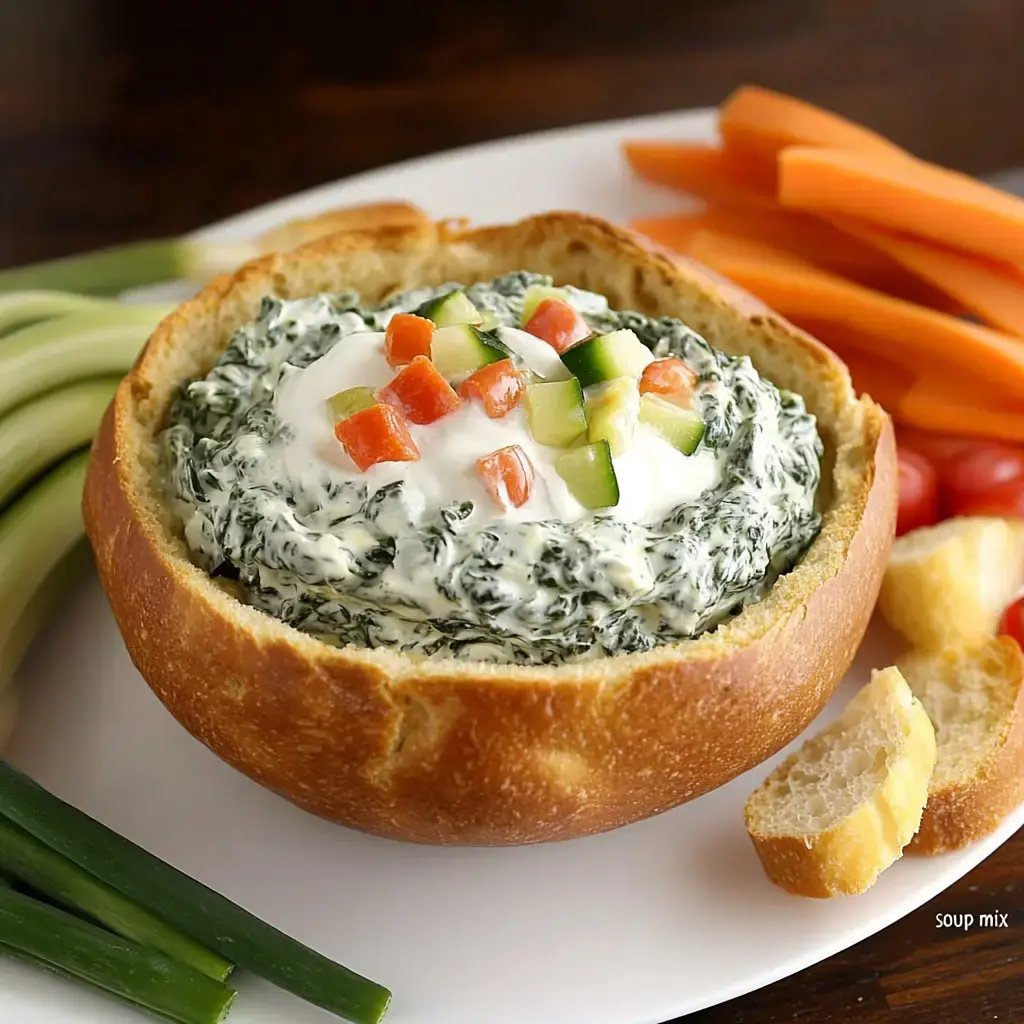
[560,329,652,387]
[639,394,705,454]
[524,378,587,447]
[555,440,619,509]
[431,324,510,379]
[414,289,482,327]
[327,386,377,422]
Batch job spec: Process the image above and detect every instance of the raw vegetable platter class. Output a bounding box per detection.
[6,107,1024,1024]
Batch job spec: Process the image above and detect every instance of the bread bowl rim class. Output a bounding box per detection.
[82,210,896,844]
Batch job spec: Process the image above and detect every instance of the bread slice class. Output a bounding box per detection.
[878,517,1024,651]
[256,201,431,254]
[745,667,936,897]
[898,637,1024,854]
[83,211,896,844]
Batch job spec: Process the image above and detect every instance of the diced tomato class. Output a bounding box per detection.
[999,596,1024,648]
[952,477,1024,519]
[458,359,525,418]
[335,404,420,471]
[476,445,535,510]
[639,358,698,404]
[939,443,1024,516]
[385,313,434,368]
[523,298,590,354]
[378,355,461,425]
[896,446,940,536]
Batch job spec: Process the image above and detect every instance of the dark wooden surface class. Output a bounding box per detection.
[3,0,1024,1020]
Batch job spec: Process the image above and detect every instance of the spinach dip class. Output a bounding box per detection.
[160,272,823,665]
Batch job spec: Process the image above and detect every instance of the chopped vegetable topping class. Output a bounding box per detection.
[385,312,433,368]
[524,297,591,354]
[378,355,461,425]
[524,378,587,447]
[414,288,482,327]
[560,329,652,386]
[458,358,525,418]
[327,386,377,422]
[639,357,699,404]
[555,440,620,509]
[586,376,639,455]
[520,285,569,325]
[639,393,705,454]
[476,445,535,510]
[431,324,510,379]
[335,403,420,471]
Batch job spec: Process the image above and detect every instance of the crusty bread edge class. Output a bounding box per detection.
[909,637,1024,855]
[83,212,897,844]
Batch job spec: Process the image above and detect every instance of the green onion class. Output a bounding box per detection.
[0,690,16,752]
[0,305,172,420]
[0,239,258,297]
[0,377,120,513]
[0,882,236,1024]
[0,290,114,337]
[0,762,392,1023]
[0,818,232,981]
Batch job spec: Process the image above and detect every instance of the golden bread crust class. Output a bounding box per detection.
[84,212,896,844]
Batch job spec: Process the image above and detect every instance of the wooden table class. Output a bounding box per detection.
[3,1,1023,1020]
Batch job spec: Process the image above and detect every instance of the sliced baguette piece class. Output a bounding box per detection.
[878,517,1024,651]
[256,201,430,254]
[745,667,936,897]
[899,637,1024,854]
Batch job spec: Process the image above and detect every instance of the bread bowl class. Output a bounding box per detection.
[83,211,896,845]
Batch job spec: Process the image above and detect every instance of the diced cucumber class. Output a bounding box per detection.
[639,394,705,454]
[560,329,653,387]
[586,377,639,456]
[524,379,587,447]
[520,285,569,325]
[327,386,376,422]
[431,324,510,379]
[414,289,481,327]
[477,312,500,332]
[556,440,619,510]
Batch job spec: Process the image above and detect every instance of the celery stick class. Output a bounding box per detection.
[0,239,255,297]
[0,818,232,981]
[0,377,120,513]
[0,542,92,695]
[0,762,392,1023]
[0,453,90,646]
[0,885,235,1024]
[0,291,114,337]
[0,305,172,420]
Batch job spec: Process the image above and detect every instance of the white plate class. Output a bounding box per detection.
[7,108,1023,1024]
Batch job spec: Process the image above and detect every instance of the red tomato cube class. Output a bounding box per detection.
[335,404,420,471]
[639,357,698,403]
[476,445,535,510]
[458,359,525,418]
[378,355,461,425]
[524,298,590,354]
[385,313,434,368]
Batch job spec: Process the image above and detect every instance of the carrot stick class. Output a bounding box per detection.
[790,321,915,410]
[700,256,1024,395]
[687,229,813,270]
[622,142,775,206]
[897,374,1024,444]
[829,216,1024,337]
[719,85,905,184]
[628,207,963,311]
[779,146,1024,263]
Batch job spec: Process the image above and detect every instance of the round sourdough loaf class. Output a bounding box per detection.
[83,212,896,845]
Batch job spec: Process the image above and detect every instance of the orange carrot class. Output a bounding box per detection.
[700,256,1024,395]
[829,216,1024,337]
[687,229,813,270]
[719,86,905,184]
[789,320,915,410]
[622,142,775,206]
[897,374,1024,444]
[779,146,1024,263]
[628,207,963,311]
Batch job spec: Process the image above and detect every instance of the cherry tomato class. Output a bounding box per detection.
[952,477,1024,519]
[999,596,1024,648]
[895,427,977,468]
[895,446,940,537]
[940,443,1024,515]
